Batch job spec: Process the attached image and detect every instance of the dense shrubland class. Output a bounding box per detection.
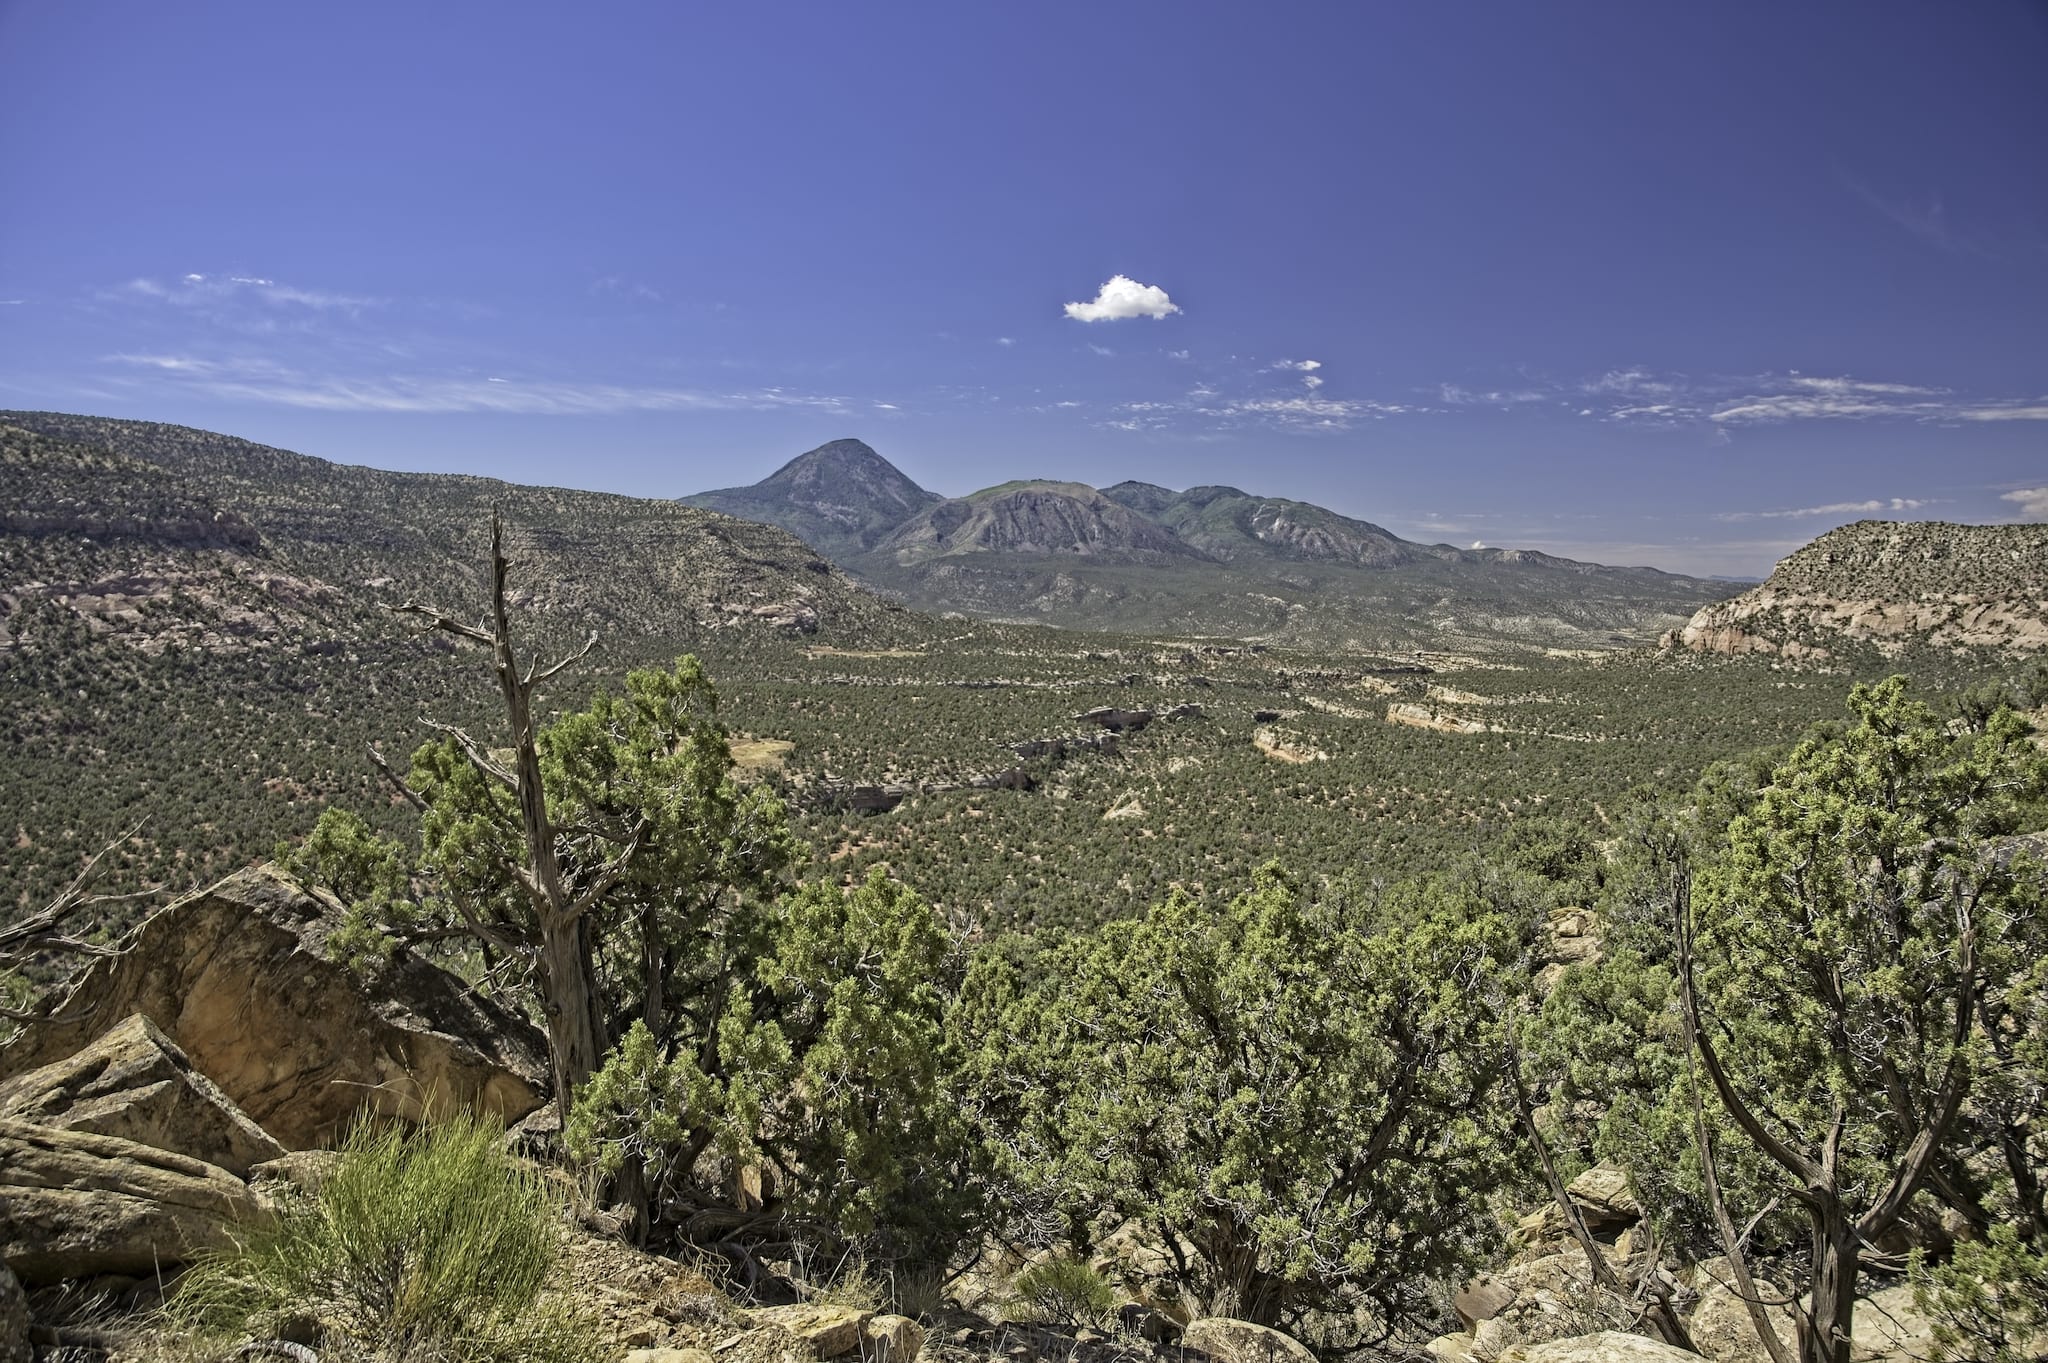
[221,594,2048,1362]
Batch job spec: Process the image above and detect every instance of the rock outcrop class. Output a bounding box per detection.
[1494,1333,1701,1363]
[1182,1318,1318,1363]
[0,1013,285,1177]
[0,1118,259,1285]
[0,865,548,1149]
[1667,520,2048,660]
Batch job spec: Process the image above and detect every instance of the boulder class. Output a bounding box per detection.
[0,1255,27,1363]
[1182,1318,1318,1363]
[1850,1284,1935,1363]
[862,1314,924,1363]
[745,1303,872,1359]
[1455,1277,1516,1330]
[1563,1167,1639,1232]
[0,1014,285,1176]
[1496,1333,1702,1363]
[1686,1276,1795,1363]
[0,865,548,1149]
[0,1117,259,1285]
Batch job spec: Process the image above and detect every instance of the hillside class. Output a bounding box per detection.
[0,412,918,907]
[874,480,1205,564]
[1667,518,2048,660]
[683,437,941,556]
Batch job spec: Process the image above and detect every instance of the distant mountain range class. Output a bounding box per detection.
[686,439,1736,650]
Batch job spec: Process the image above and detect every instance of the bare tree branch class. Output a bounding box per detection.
[421,718,517,790]
[526,631,599,687]
[382,600,496,647]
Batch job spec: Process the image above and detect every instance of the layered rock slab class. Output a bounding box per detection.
[0,1013,284,1176]
[0,1117,258,1285]
[0,864,547,1148]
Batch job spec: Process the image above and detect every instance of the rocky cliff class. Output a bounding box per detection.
[1666,520,2048,660]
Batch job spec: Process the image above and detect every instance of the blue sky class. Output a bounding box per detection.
[2,1,2043,577]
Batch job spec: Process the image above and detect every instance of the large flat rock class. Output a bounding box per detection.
[0,864,547,1148]
[0,1117,258,1285]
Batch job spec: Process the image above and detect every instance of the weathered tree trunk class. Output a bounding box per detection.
[1801,1212,1858,1363]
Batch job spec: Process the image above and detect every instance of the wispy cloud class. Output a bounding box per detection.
[1565,368,2048,426]
[590,274,663,302]
[115,272,381,312]
[2003,487,2048,521]
[1438,383,1549,407]
[1063,274,1180,322]
[107,354,849,415]
[1714,497,1933,523]
[0,299,23,306]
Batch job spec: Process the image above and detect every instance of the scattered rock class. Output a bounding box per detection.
[1495,1332,1703,1363]
[628,1351,715,1363]
[1074,707,1157,734]
[862,1314,924,1363]
[1563,1166,1639,1233]
[745,1303,873,1359]
[1685,1274,1795,1363]
[0,1013,285,1177]
[0,1117,259,1285]
[0,865,549,1149]
[1455,1277,1516,1330]
[1182,1317,1317,1363]
[1850,1284,1936,1363]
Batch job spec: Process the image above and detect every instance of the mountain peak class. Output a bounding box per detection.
[683,438,939,556]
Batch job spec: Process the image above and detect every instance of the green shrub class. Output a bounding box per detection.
[174,1115,601,1363]
[1012,1257,1115,1328]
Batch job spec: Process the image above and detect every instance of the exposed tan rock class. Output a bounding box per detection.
[0,865,548,1149]
[627,1352,715,1363]
[0,1013,284,1177]
[1563,1167,1639,1232]
[1850,1284,1935,1363]
[0,1117,258,1285]
[1386,703,1496,735]
[1182,1317,1317,1363]
[862,1314,924,1363]
[745,1303,872,1359]
[1496,1332,1702,1363]
[1685,1275,1794,1363]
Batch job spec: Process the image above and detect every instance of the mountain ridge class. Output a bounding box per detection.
[681,439,1737,650]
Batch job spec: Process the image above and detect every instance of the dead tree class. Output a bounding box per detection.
[382,514,628,1114]
[1,825,151,1023]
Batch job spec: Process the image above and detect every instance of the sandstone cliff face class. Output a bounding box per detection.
[1668,520,2048,660]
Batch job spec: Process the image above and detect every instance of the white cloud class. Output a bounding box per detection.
[1471,540,1486,550]
[1168,349,1190,361]
[1273,359,1321,372]
[996,336,1016,346]
[0,299,21,306]
[1715,497,1931,522]
[1303,375,1323,390]
[1062,274,1179,322]
[1087,343,1115,357]
[2002,487,2048,520]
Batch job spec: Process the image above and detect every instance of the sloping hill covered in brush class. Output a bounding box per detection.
[1667,518,2048,660]
[0,412,917,908]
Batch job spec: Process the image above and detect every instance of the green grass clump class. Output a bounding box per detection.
[1012,1256,1115,1328]
[174,1114,601,1363]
